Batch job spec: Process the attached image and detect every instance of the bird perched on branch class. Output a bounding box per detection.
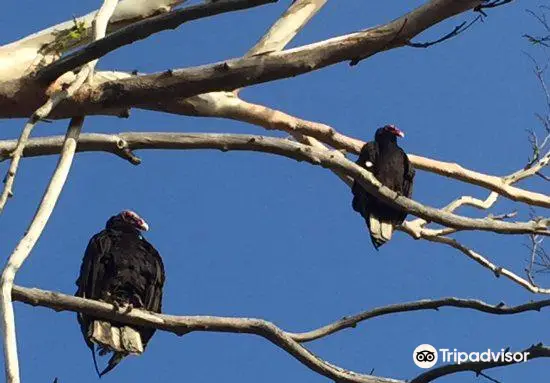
[75,210,165,377]
[352,125,415,249]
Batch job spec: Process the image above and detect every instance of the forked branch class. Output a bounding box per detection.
[12,285,550,383]
[35,0,278,83]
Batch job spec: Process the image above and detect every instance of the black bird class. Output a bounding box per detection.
[352,125,415,249]
[75,210,165,377]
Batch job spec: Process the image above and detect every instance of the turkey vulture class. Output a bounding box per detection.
[75,210,165,377]
[351,125,415,249]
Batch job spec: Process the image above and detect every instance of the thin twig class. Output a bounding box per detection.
[399,224,550,295]
[288,296,550,342]
[407,16,481,48]
[474,0,514,17]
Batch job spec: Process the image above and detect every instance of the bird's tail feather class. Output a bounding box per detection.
[90,320,144,376]
[368,214,393,249]
[99,352,125,377]
[91,320,144,354]
[91,345,101,378]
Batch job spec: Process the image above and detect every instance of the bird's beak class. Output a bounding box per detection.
[387,125,405,138]
[391,126,405,138]
[140,220,149,232]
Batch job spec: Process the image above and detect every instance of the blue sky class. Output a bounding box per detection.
[1,0,549,382]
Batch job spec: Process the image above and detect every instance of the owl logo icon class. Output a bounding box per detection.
[413,344,438,368]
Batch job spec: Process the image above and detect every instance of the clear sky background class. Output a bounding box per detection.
[1,1,549,382]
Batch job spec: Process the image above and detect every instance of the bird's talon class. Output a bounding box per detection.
[123,304,133,314]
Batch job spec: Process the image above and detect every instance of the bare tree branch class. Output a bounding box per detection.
[2,128,546,297]
[3,114,547,208]
[0,0,190,80]
[11,285,550,382]
[526,233,547,277]
[0,117,83,383]
[0,0,125,215]
[198,98,550,208]
[12,285,550,344]
[35,0,278,84]
[0,4,120,380]
[86,0,120,83]
[86,0,488,107]
[245,0,327,56]
[290,296,550,343]
[0,68,90,214]
[1,0,494,119]
[473,0,515,17]
[12,285,401,383]
[400,224,550,294]
[405,149,550,234]
[0,132,546,236]
[178,0,331,152]
[0,1,542,382]
[407,15,482,48]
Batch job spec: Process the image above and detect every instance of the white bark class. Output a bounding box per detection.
[0,117,83,383]
[0,0,187,80]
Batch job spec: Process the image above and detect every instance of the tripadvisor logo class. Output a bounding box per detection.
[413,344,530,369]
[413,344,438,368]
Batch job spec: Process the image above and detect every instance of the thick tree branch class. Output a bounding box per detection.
[2,113,547,209]
[0,117,83,383]
[86,0,486,107]
[0,0,491,118]
[180,0,328,119]
[0,68,90,214]
[12,285,400,383]
[197,98,550,208]
[178,0,331,155]
[1,0,121,214]
[238,0,353,182]
[1,128,547,297]
[35,0,278,84]
[0,132,546,235]
[0,0,189,80]
[0,120,550,207]
[12,285,550,382]
[12,285,550,344]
